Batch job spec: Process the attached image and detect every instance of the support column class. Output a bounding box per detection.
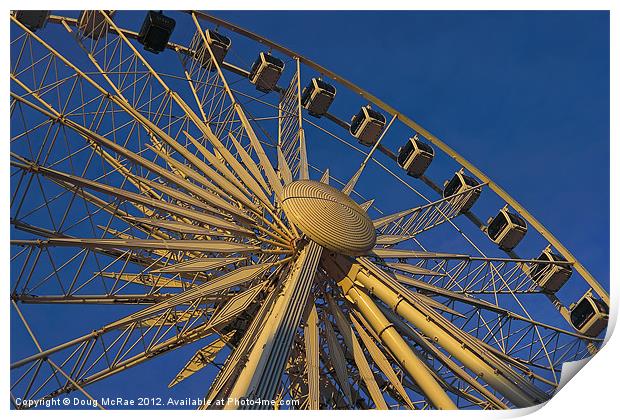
[322,256,457,410]
[329,254,544,408]
[225,241,323,408]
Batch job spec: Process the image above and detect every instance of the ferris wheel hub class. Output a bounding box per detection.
[281,180,376,256]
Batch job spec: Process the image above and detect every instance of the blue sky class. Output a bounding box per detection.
[214,10,609,285]
[10,10,609,408]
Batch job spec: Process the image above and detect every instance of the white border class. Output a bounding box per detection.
[2,1,617,419]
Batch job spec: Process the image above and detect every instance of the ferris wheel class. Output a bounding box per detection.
[9,10,609,410]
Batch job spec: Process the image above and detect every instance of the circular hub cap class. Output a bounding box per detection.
[281,180,376,256]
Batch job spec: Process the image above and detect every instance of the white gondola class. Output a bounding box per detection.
[486,206,527,251]
[78,11,115,40]
[397,134,434,178]
[530,247,572,292]
[301,78,336,117]
[569,291,608,337]
[137,11,176,54]
[350,105,386,147]
[442,170,481,212]
[249,52,285,93]
[12,10,50,32]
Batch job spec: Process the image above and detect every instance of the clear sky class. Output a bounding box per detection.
[10,10,610,408]
[213,10,609,286]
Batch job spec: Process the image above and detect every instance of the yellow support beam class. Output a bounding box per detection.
[334,255,546,407]
[322,255,457,410]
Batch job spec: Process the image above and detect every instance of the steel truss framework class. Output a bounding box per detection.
[9,10,608,410]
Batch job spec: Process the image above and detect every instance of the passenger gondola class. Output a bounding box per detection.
[301,78,336,117]
[196,29,231,70]
[12,10,50,32]
[569,291,609,337]
[397,134,434,178]
[486,206,527,251]
[137,11,176,54]
[350,105,386,147]
[530,247,572,292]
[249,52,285,93]
[442,170,482,212]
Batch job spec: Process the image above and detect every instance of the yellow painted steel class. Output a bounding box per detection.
[303,305,321,409]
[152,257,247,274]
[169,332,234,388]
[281,180,376,256]
[377,303,509,409]
[339,255,545,407]
[296,58,310,181]
[189,13,285,204]
[95,13,293,241]
[191,11,607,306]
[326,295,388,409]
[11,91,254,225]
[224,242,322,408]
[99,272,185,289]
[349,315,415,409]
[322,256,457,410]
[228,133,272,194]
[322,311,353,402]
[185,130,273,210]
[204,282,267,330]
[277,146,294,185]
